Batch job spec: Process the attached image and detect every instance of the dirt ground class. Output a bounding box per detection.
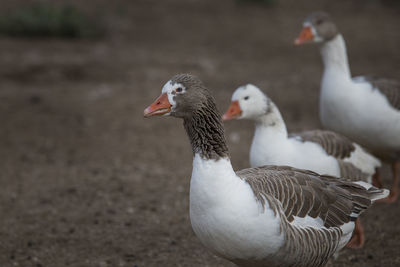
[0,0,399,266]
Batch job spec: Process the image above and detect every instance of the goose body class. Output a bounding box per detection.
[249,109,339,175]
[190,155,284,261]
[144,74,388,266]
[190,154,357,267]
[295,12,400,202]
[319,36,400,158]
[223,84,381,183]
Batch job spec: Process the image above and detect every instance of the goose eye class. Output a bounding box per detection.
[244,96,249,100]
[176,87,183,93]
[316,19,323,25]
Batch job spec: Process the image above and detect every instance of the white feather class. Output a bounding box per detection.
[319,35,400,153]
[353,181,373,190]
[343,144,381,183]
[291,215,324,228]
[338,221,355,250]
[190,154,284,260]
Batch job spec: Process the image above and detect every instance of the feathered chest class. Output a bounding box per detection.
[189,155,284,261]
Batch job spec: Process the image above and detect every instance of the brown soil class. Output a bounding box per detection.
[0,0,399,266]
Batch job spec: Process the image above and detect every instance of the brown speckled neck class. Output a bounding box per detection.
[183,96,229,160]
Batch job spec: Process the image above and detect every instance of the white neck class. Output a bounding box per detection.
[249,106,290,167]
[320,34,351,79]
[190,154,237,208]
[254,105,288,139]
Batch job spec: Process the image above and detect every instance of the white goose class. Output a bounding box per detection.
[222,84,382,248]
[295,11,400,203]
[144,74,388,266]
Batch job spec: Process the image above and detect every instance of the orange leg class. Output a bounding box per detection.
[372,168,382,188]
[379,161,399,204]
[346,218,365,249]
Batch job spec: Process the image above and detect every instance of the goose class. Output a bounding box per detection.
[144,74,388,266]
[294,11,400,203]
[222,84,382,248]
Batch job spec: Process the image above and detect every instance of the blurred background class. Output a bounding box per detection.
[0,0,399,266]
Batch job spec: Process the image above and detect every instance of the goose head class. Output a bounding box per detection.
[294,12,338,45]
[144,74,228,159]
[222,84,273,121]
[144,73,213,119]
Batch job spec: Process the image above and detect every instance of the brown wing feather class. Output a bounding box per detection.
[337,160,370,182]
[237,165,382,228]
[290,130,356,159]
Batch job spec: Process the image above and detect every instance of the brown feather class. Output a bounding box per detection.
[233,165,386,266]
[236,165,382,228]
[290,130,355,159]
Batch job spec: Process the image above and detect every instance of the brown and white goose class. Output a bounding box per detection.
[222,84,382,248]
[144,74,388,266]
[295,12,400,203]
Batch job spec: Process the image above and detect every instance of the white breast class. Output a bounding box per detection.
[189,154,284,261]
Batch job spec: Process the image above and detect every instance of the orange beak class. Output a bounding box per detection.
[294,26,314,45]
[222,100,242,121]
[144,93,172,118]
